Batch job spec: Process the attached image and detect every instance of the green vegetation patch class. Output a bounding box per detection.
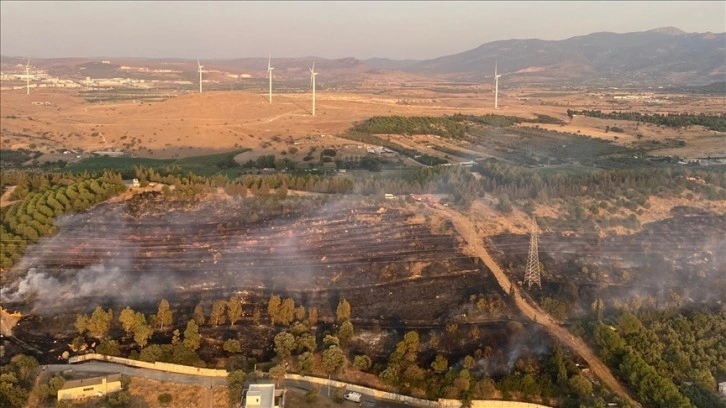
[353,115,468,139]
[0,149,43,169]
[568,110,726,132]
[66,149,250,178]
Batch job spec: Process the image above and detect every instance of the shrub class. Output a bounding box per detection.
[158,393,173,405]
[304,387,319,403]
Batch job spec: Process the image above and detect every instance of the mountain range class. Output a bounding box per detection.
[2,27,724,87]
[363,27,726,85]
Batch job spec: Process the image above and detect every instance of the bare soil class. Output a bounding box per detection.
[3,87,720,163]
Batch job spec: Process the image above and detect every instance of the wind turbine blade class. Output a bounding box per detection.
[312,61,315,72]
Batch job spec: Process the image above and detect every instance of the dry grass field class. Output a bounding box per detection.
[0,86,722,163]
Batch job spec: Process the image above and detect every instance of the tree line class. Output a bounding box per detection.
[588,309,726,408]
[0,172,126,269]
[567,109,726,132]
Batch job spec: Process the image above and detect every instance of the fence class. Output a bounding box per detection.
[285,374,552,408]
[68,353,228,377]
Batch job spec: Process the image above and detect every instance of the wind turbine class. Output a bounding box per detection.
[25,59,31,95]
[309,61,318,116]
[197,60,204,93]
[267,55,274,103]
[494,61,502,110]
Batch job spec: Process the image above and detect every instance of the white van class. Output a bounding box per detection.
[343,391,362,403]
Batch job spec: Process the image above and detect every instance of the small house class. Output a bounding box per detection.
[57,374,122,401]
[241,383,285,408]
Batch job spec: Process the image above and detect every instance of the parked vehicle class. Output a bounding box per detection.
[344,391,362,403]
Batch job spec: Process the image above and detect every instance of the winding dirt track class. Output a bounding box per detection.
[0,185,18,208]
[433,204,640,407]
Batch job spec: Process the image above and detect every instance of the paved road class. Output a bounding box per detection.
[285,379,415,408]
[433,204,640,408]
[46,363,417,408]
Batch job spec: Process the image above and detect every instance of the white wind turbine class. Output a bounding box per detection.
[494,61,502,110]
[309,61,318,116]
[267,55,274,103]
[197,59,204,93]
[25,59,31,95]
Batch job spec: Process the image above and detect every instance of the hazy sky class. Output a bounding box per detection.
[1,1,724,60]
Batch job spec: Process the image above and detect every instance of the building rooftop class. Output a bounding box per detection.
[244,383,275,408]
[61,374,121,390]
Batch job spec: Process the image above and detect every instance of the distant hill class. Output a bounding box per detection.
[365,27,726,86]
[2,27,723,87]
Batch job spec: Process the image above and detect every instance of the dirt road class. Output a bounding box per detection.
[433,204,640,407]
[0,185,19,208]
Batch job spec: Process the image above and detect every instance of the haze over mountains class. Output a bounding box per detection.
[3,27,724,86]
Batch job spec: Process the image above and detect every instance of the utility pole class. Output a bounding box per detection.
[524,217,542,288]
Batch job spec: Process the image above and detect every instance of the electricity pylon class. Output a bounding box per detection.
[524,217,541,288]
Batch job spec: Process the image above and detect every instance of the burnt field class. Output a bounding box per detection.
[2,192,525,362]
[486,210,726,314]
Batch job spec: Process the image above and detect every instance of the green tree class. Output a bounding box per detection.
[227,370,247,406]
[278,298,295,326]
[294,305,306,321]
[132,316,153,348]
[183,320,201,351]
[268,295,281,325]
[171,329,181,345]
[74,314,90,335]
[252,307,262,326]
[322,345,346,377]
[338,320,354,342]
[295,333,317,354]
[210,300,227,326]
[227,295,242,327]
[96,339,121,356]
[223,339,241,354]
[568,374,593,399]
[297,352,314,375]
[274,331,296,361]
[306,307,318,327]
[353,355,372,371]
[156,299,173,331]
[118,307,137,334]
[0,372,29,408]
[336,299,351,322]
[323,335,340,349]
[431,354,449,374]
[193,303,206,326]
[463,355,476,370]
[47,375,65,397]
[87,307,113,339]
[269,364,286,386]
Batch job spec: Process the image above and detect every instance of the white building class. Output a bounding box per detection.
[242,383,285,408]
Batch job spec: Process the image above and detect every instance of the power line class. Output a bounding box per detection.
[524,217,541,289]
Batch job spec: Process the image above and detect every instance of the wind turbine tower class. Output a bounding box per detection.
[197,60,204,93]
[25,59,31,95]
[309,62,318,116]
[267,56,274,103]
[494,62,502,110]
